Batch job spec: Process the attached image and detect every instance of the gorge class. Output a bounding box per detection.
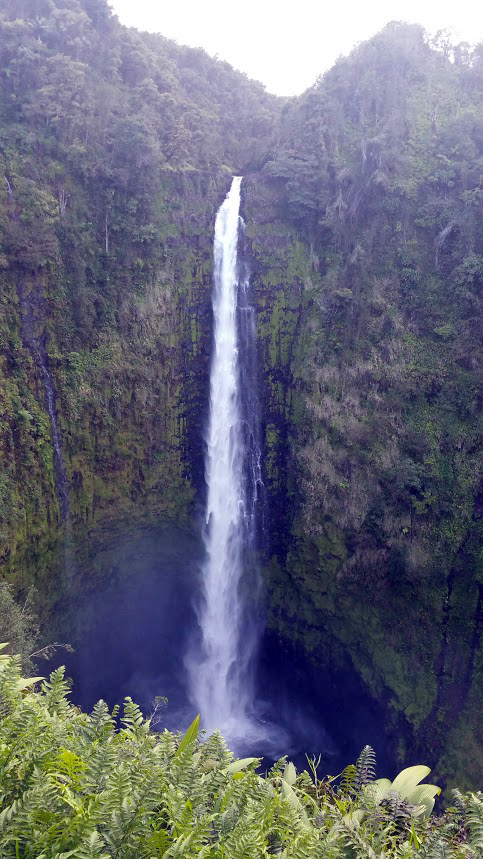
[0,0,482,794]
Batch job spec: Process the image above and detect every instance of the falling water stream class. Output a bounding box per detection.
[43,175,383,773]
[52,177,361,769]
[38,352,70,520]
[187,176,264,743]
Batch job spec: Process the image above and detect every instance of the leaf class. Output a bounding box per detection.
[0,800,20,830]
[222,757,257,774]
[392,766,432,800]
[174,714,199,758]
[283,761,297,786]
[281,780,310,828]
[410,783,441,817]
[366,778,392,804]
[342,808,365,827]
[0,645,12,671]
[355,745,377,787]
[146,828,171,856]
[410,784,441,803]
[15,676,44,691]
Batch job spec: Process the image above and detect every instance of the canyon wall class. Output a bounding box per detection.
[0,0,482,788]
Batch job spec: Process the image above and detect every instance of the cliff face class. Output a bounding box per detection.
[241,26,483,786]
[0,1,482,790]
[242,163,482,787]
[0,170,233,588]
[0,0,278,584]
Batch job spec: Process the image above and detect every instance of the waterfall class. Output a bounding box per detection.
[38,353,70,520]
[4,175,14,206]
[187,176,263,740]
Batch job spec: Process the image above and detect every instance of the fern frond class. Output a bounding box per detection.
[41,667,72,715]
[381,790,416,827]
[465,791,483,853]
[451,789,467,814]
[120,696,145,734]
[424,838,453,859]
[355,745,377,789]
[339,763,357,797]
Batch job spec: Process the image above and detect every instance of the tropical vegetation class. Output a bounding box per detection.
[0,0,482,796]
[0,648,482,858]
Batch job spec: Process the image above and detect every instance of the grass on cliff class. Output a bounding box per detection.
[0,647,481,858]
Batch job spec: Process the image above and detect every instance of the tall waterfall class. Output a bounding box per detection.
[187,176,263,740]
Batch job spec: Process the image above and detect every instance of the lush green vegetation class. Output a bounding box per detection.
[0,0,280,581]
[243,25,483,788]
[0,648,482,858]
[0,584,40,673]
[0,0,482,798]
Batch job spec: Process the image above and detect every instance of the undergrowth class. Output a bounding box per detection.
[0,647,481,858]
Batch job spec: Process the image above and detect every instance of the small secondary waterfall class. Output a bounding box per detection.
[38,353,70,520]
[187,176,263,740]
[4,175,14,206]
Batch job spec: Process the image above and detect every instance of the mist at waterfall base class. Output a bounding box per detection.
[55,524,391,776]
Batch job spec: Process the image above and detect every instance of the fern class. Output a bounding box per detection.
[465,792,483,853]
[120,697,145,734]
[0,652,480,859]
[425,840,453,859]
[84,700,118,743]
[451,789,467,815]
[340,764,358,797]
[222,798,269,859]
[278,828,320,859]
[395,842,418,859]
[41,667,72,715]
[355,745,377,790]
[217,803,240,836]
[381,791,416,829]
[76,829,111,859]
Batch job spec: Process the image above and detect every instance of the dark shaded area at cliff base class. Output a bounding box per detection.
[49,525,394,778]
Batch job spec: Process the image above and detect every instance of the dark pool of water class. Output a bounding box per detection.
[49,524,394,779]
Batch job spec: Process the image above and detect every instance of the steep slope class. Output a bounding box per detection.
[0,0,281,584]
[247,25,483,787]
[0,4,481,789]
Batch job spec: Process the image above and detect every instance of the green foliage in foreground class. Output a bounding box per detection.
[0,651,481,859]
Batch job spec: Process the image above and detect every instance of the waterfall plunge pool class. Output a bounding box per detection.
[47,522,393,778]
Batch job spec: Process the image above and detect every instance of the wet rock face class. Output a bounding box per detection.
[0,171,231,584]
[240,171,483,790]
[240,176,309,558]
[49,524,203,722]
[2,162,482,792]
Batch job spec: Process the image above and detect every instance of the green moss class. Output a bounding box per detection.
[0,171,227,587]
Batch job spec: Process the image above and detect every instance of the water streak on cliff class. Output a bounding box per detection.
[4,175,14,207]
[187,176,263,739]
[38,354,69,520]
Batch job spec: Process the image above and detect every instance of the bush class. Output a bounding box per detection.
[0,650,481,857]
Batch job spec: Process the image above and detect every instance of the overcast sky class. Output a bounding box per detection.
[108,0,483,96]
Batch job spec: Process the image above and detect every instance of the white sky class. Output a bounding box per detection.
[108,0,483,96]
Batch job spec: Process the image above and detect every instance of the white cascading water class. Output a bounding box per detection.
[187,176,262,741]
